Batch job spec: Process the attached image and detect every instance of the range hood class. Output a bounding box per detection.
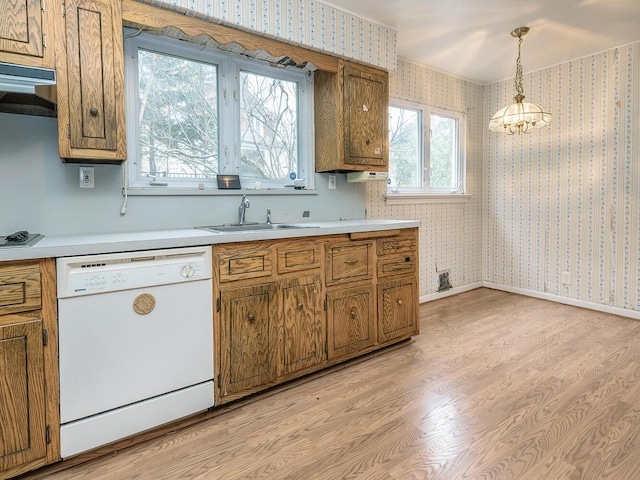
[0,62,57,116]
[0,61,56,94]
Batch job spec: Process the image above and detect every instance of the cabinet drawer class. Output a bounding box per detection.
[325,241,373,285]
[377,254,416,278]
[277,241,321,275]
[377,232,416,256]
[218,247,273,282]
[0,263,41,316]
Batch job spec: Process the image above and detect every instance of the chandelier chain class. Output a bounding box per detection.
[515,35,523,95]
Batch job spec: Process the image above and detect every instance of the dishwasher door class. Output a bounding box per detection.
[58,279,213,424]
[57,246,214,457]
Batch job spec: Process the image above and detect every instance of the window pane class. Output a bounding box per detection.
[388,106,421,188]
[239,71,298,181]
[138,49,218,181]
[429,114,457,189]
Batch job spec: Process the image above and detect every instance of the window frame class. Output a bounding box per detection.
[387,98,466,197]
[124,31,315,194]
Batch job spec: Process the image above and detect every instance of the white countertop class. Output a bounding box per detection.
[0,219,420,262]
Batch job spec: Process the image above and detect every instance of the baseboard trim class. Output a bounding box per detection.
[419,282,483,304]
[482,282,640,321]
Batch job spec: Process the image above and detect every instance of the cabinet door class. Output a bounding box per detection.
[0,318,46,472]
[326,284,375,359]
[281,275,325,375]
[343,64,387,167]
[0,0,53,67]
[57,0,126,160]
[378,277,417,343]
[219,283,278,398]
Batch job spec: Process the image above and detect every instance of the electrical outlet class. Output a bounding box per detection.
[562,271,571,285]
[79,166,94,188]
[328,174,337,190]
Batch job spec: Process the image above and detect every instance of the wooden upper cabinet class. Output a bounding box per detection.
[315,59,389,173]
[57,0,126,162]
[0,0,55,68]
[343,64,387,166]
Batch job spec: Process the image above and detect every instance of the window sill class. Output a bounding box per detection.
[126,187,318,196]
[383,193,472,205]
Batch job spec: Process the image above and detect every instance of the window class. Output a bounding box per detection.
[388,100,465,195]
[124,33,314,192]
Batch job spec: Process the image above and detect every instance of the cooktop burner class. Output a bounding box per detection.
[0,231,44,248]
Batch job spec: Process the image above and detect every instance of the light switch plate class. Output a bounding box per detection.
[328,174,337,190]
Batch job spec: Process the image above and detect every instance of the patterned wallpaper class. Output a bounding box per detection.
[367,60,485,296]
[137,0,397,70]
[484,41,640,313]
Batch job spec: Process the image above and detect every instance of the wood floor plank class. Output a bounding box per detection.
[29,288,640,480]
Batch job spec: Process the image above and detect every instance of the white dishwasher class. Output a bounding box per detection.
[57,246,214,458]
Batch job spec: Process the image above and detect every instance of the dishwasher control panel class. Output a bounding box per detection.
[57,246,212,298]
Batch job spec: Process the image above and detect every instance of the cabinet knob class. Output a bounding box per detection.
[397,299,403,305]
[297,302,303,309]
[248,314,255,321]
[89,108,99,116]
[350,310,356,318]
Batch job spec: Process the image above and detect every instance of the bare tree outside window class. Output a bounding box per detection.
[239,71,298,181]
[429,114,456,189]
[138,49,218,180]
[388,105,420,189]
[388,102,464,194]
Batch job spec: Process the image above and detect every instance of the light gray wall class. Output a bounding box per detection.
[0,112,365,236]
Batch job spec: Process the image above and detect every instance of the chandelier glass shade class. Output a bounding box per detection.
[489,27,552,135]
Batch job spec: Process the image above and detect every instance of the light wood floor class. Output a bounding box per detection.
[38,288,640,479]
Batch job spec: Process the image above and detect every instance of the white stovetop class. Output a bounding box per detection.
[0,219,420,262]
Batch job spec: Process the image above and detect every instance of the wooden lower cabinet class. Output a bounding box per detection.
[326,284,376,360]
[214,230,418,405]
[218,283,278,399]
[281,275,325,375]
[0,317,46,474]
[0,259,59,480]
[377,276,418,343]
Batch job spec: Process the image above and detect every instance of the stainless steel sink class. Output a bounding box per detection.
[197,223,316,233]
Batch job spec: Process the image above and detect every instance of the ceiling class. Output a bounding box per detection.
[323,0,640,84]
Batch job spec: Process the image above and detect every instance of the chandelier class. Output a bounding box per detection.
[489,27,552,135]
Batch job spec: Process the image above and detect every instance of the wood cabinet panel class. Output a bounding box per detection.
[377,254,416,278]
[65,0,116,150]
[325,241,373,286]
[0,263,41,316]
[315,60,388,172]
[0,0,54,68]
[326,284,375,359]
[377,277,417,343]
[219,283,278,398]
[0,317,46,472]
[377,231,417,256]
[344,66,386,166]
[276,241,321,275]
[57,0,126,161]
[218,246,273,282]
[281,275,324,375]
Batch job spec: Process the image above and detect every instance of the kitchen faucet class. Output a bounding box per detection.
[238,195,250,224]
[266,206,272,224]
